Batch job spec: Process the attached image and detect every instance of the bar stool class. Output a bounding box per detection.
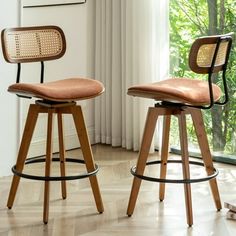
[1,25,104,224]
[126,33,233,226]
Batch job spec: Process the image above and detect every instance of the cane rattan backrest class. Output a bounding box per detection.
[189,34,232,74]
[1,25,66,63]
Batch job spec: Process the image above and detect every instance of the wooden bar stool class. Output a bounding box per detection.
[126,34,233,226]
[1,25,104,224]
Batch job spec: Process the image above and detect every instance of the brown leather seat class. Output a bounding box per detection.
[128,78,221,106]
[8,78,104,102]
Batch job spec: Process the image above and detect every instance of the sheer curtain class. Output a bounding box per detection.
[94,0,169,151]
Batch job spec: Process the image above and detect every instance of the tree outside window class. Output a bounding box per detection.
[170,0,236,160]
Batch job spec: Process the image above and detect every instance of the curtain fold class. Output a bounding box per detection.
[95,0,169,151]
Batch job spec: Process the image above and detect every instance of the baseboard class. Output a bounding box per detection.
[28,126,95,158]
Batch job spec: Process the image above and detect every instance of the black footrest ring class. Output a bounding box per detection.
[131,160,219,184]
[12,157,99,181]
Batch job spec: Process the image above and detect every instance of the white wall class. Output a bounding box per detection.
[0,1,20,176]
[20,0,96,157]
[0,0,96,177]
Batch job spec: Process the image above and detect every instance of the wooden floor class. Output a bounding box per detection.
[0,144,236,236]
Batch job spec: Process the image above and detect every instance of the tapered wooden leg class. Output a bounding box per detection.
[57,113,67,200]
[43,109,54,224]
[127,107,159,216]
[178,113,193,227]
[71,105,104,213]
[159,115,171,201]
[7,104,40,209]
[190,108,222,210]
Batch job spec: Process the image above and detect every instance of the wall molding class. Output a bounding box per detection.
[28,126,95,158]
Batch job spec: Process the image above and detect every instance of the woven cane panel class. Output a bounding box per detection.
[5,29,63,62]
[197,41,228,68]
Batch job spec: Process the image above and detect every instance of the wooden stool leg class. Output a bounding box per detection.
[127,107,159,216]
[7,104,39,209]
[190,108,222,210]
[71,105,104,213]
[159,115,171,201]
[178,113,193,227]
[43,109,54,224]
[57,113,67,200]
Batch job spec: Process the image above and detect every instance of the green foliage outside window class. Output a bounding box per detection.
[169,0,236,156]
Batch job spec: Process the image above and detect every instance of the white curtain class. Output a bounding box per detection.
[94,0,169,151]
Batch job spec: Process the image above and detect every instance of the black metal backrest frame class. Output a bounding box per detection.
[188,33,233,110]
[1,25,66,85]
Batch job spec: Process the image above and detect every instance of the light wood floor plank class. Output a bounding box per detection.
[0,144,236,235]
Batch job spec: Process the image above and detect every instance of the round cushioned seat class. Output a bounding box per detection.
[8,78,105,102]
[128,78,222,106]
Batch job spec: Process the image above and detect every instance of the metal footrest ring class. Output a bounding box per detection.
[131,160,219,184]
[12,157,99,181]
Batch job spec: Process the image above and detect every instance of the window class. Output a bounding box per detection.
[169,0,236,164]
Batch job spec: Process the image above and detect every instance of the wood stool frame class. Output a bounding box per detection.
[126,33,233,227]
[7,101,104,224]
[127,105,221,227]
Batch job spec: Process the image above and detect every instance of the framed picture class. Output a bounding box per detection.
[22,0,87,8]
